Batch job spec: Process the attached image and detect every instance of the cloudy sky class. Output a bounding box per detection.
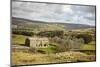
[12,1,96,26]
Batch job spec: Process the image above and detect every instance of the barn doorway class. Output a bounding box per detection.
[25,38,30,47]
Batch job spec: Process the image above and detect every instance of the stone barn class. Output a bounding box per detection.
[25,37,49,48]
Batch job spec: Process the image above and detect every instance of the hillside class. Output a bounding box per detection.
[12,17,95,31]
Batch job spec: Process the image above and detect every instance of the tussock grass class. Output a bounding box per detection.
[12,51,95,66]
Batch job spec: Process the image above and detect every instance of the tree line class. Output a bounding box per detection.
[12,29,93,44]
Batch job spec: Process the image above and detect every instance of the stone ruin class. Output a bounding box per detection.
[25,37,49,48]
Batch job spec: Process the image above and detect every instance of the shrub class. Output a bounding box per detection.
[52,36,84,52]
[76,34,92,44]
[37,30,64,37]
[12,30,34,36]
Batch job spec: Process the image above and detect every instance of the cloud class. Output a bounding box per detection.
[84,13,95,21]
[62,5,73,14]
[12,1,95,26]
[68,5,96,25]
[12,1,65,22]
[71,5,95,14]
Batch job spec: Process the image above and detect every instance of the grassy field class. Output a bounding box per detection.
[38,45,56,53]
[12,33,96,66]
[12,34,29,45]
[82,44,96,50]
[81,41,96,50]
[12,51,95,66]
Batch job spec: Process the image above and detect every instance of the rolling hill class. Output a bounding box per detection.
[12,17,95,31]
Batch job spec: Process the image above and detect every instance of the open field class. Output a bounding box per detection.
[12,51,95,65]
[12,34,29,45]
[12,33,96,66]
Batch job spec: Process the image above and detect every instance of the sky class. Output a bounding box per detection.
[12,1,96,26]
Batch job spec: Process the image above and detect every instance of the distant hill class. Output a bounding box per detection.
[12,17,95,31]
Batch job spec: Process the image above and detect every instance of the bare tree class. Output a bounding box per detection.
[54,36,84,52]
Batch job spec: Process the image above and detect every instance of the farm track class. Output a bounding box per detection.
[12,45,30,49]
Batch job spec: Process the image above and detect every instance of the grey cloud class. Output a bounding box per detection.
[12,1,95,25]
[69,5,95,25]
[84,15,95,20]
[12,1,64,22]
[71,6,95,14]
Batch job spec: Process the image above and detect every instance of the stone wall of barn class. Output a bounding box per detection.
[25,37,49,48]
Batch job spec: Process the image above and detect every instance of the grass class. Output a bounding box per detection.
[81,41,96,50]
[12,51,96,66]
[12,52,48,65]
[88,41,96,45]
[39,24,65,31]
[82,45,96,50]
[12,34,28,45]
[38,45,56,53]
[80,41,96,55]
